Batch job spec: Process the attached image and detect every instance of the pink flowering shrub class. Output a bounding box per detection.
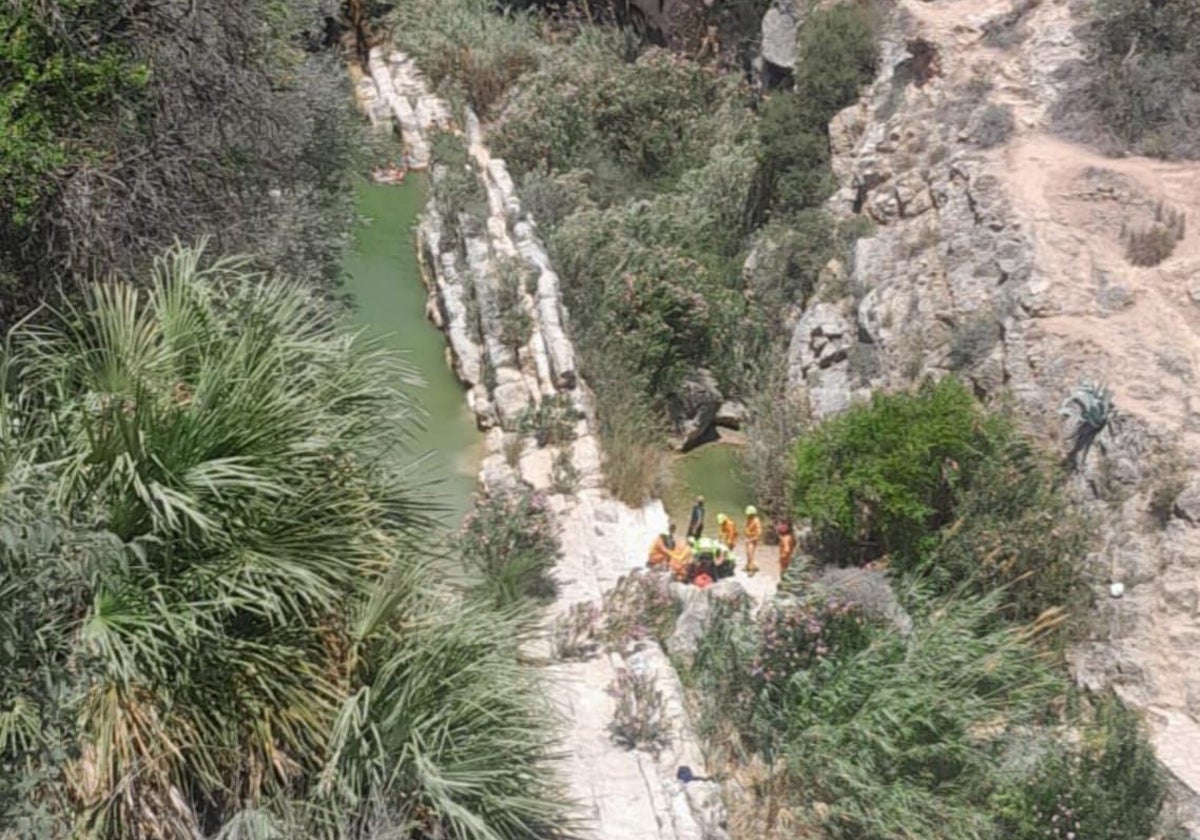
[461,485,562,607]
[748,597,871,698]
[598,570,679,652]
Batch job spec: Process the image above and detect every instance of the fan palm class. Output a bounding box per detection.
[0,245,570,839]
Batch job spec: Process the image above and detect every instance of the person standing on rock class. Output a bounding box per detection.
[744,505,762,576]
[776,520,796,580]
[717,513,737,552]
[687,495,705,540]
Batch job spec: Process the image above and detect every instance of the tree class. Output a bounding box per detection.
[0,245,568,838]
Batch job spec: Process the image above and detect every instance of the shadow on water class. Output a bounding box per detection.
[342,179,484,532]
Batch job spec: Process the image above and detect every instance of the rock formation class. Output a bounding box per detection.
[780,0,1200,827]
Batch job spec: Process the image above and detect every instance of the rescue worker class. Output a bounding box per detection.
[776,520,797,579]
[647,522,679,571]
[744,505,762,575]
[717,513,737,552]
[668,536,693,582]
[687,495,705,540]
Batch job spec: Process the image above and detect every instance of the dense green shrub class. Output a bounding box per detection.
[461,486,562,607]
[793,378,988,566]
[754,4,879,219]
[0,247,568,838]
[391,0,541,117]
[493,45,735,198]
[518,393,583,446]
[690,589,1058,838]
[996,692,1171,840]
[688,585,1170,840]
[792,378,1089,620]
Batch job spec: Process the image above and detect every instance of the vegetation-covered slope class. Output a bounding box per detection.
[0,250,568,838]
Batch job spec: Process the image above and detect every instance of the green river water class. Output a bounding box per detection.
[342,179,749,535]
[342,180,483,529]
[666,442,755,537]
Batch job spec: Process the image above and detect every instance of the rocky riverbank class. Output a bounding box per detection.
[355,46,732,840]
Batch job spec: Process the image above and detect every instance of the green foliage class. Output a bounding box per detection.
[996,692,1170,840]
[1059,380,1115,469]
[430,130,488,249]
[460,485,561,608]
[518,393,583,447]
[793,378,1089,621]
[391,0,540,118]
[492,47,734,195]
[755,4,879,219]
[0,0,365,322]
[608,668,669,754]
[0,246,568,838]
[550,448,581,495]
[1073,0,1200,158]
[793,378,985,567]
[497,259,535,352]
[690,589,1062,839]
[597,570,679,652]
[0,0,147,224]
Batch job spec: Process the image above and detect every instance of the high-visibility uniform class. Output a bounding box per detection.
[745,515,762,541]
[778,531,797,577]
[744,515,762,573]
[647,535,672,569]
[719,518,737,550]
[668,540,693,582]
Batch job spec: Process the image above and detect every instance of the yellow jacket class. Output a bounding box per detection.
[744,515,762,542]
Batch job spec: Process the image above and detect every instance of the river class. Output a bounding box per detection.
[342,179,483,529]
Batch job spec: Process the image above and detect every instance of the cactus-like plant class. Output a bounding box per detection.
[1059,380,1116,468]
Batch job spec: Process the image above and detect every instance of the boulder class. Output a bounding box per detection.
[1175,480,1200,525]
[669,369,723,450]
[715,400,748,429]
[761,0,805,72]
[810,567,913,636]
[667,580,749,662]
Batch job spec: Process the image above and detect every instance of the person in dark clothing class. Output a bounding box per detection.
[686,495,705,540]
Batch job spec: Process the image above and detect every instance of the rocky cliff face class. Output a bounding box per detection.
[783,0,1200,823]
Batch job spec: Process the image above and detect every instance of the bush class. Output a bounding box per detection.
[497,258,535,352]
[792,378,1089,620]
[948,311,1003,369]
[597,570,679,652]
[430,130,488,249]
[608,667,669,754]
[996,692,1172,840]
[974,103,1016,148]
[391,0,540,118]
[690,587,1064,839]
[460,485,562,607]
[518,393,582,447]
[1066,0,1200,158]
[492,46,733,193]
[1124,205,1185,266]
[593,374,673,506]
[550,448,581,494]
[0,0,365,325]
[0,248,569,838]
[754,4,879,219]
